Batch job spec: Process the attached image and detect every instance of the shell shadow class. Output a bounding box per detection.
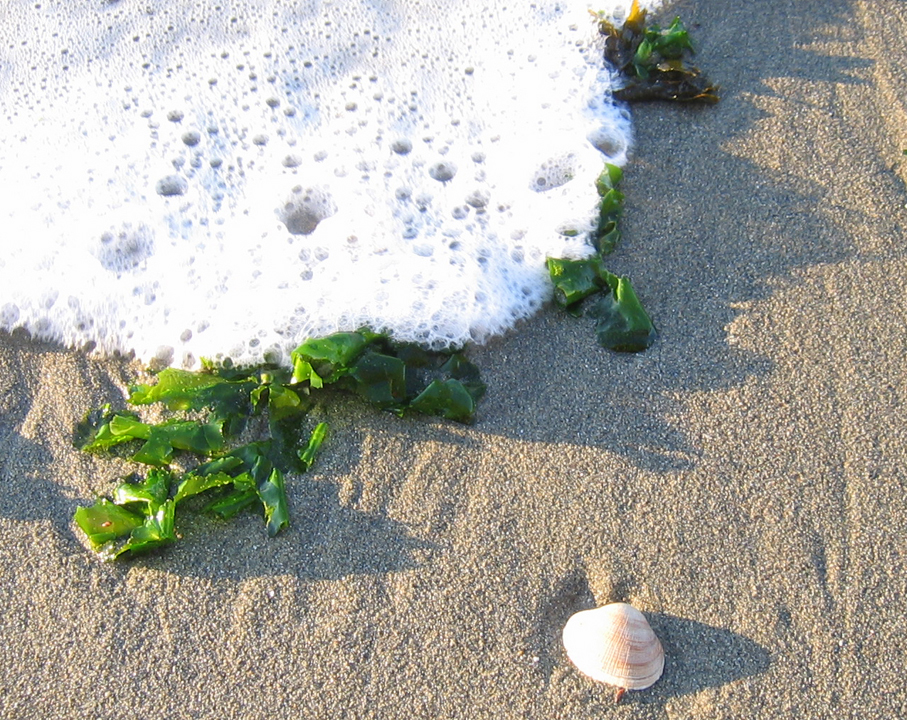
[534,581,770,703]
[641,613,771,703]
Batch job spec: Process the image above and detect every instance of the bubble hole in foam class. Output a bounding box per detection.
[0,0,658,368]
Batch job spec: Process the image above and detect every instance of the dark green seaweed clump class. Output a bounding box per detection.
[598,0,719,104]
[73,332,484,560]
[547,163,656,353]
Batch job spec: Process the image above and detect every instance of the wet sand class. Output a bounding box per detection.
[2,0,907,717]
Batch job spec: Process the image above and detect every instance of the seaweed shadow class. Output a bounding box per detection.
[0,332,435,581]
[155,469,437,582]
[469,0,874,475]
[0,425,434,583]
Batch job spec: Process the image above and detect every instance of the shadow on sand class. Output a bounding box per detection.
[532,571,770,707]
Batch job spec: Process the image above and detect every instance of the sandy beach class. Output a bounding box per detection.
[3,0,907,717]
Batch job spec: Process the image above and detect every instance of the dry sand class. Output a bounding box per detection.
[3,0,907,717]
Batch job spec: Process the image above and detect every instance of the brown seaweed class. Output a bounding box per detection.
[597,0,719,104]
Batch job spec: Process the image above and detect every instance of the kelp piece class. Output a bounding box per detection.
[547,164,623,307]
[350,351,408,410]
[410,379,477,423]
[260,383,309,422]
[203,486,260,519]
[192,441,290,537]
[112,468,171,508]
[129,368,257,415]
[109,501,177,559]
[291,331,371,386]
[174,470,244,503]
[183,454,259,519]
[547,165,656,353]
[74,499,145,548]
[298,422,328,471]
[291,330,485,422]
[78,410,225,466]
[547,256,608,308]
[75,405,142,452]
[595,164,624,255]
[598,0,719,104]
[588,272,657,352]
[255,381,316,473]
[258,467,290,537]
[130,420,225,466]
[74,404,126,450]
[440,354,486,406]
[216,442,277,486]
[73,493,177,559]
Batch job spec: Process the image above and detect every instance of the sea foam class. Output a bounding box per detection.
[0,0,657,368]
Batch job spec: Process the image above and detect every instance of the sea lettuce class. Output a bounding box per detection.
[112,468,171,508]
[74,499,145,548]
[129,367,259,435]
[410,379,477,423]
[349,351,408,409]
[588,272,657,353]
[291,331,371,386]
[594,164,624,255]
[298,422,328,471]
[258,468,289,537]
[109,501,177,559]
[547,256,608,308]
[174,470,241,503]
[129,368,257,414]
[78,411,225,466]
[74,473,177,559]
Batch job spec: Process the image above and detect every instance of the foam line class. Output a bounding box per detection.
[0,0,659,367]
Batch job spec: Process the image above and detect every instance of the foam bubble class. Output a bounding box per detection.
[93,224,155,274]
[0,0,659,367]
[280,186,336,236]
[428,161,458,183]
[155,175,188,196]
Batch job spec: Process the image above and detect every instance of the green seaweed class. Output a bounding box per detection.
[588,271,657,353]
[547,256,608,308]
[258,467,290,537]
[291,331,371,387]
[74,477,177,560]
[112,468,171,508]
[548,163,657,352]
[78,410,226,467]
[298,422,328,471]
[594,163,624,255]
[549,3,716,350]
[109,501,177,559]
[70,3,717,567]
[74,499,146,548]
[410,379,477,423]
[73,331,484,561]
[129,368,258,435]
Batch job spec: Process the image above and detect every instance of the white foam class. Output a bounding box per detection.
[0,0,658,367]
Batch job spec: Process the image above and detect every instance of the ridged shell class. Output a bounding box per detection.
[562,603,664,690]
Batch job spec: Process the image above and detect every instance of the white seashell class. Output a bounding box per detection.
[562,602,664,696]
